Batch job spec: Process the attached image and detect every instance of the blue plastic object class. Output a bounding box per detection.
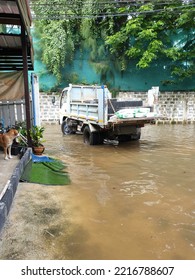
[31,153,55,163]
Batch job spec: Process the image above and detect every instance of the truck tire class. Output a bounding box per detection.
[83,126,100,145]
[61,121,72,135]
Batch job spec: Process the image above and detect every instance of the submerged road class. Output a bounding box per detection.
[0,124,195,260]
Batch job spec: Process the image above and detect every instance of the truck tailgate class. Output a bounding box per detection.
[108,116,156,126]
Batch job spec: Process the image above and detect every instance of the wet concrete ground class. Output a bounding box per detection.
[0,124,195,260]
[0,154,19,195]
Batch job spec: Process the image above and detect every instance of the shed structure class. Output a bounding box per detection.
[0,0,34,144]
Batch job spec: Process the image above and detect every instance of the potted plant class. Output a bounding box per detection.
[29,125,45,155]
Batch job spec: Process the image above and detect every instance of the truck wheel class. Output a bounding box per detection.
[83,126,99,145]
[61,121,72,135]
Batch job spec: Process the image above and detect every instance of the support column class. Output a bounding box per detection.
[21,23,32,146]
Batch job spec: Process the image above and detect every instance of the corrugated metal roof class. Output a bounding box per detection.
[0,0,19,15]
[0,0,34,70]
[0,34,21,48]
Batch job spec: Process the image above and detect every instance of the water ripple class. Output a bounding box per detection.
[120,179,158,197]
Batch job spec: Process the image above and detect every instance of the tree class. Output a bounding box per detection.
[105,0,195,81]
[31,0,83,82]
[31,0,195,84]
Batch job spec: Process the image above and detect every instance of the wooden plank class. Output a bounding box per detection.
[7,103,15,126]
[16,101,24,123]
[2,102,10,127]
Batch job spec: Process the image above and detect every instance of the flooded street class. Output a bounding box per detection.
[0,124,195,260]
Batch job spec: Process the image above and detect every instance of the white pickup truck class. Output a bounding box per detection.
[59,84,157,145]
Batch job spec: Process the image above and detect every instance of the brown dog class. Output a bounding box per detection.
[0,129,19,160]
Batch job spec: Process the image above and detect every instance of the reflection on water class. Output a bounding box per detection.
[44,124,195,260]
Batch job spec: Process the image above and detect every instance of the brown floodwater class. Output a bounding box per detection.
[44,123,195,260]
[0,123,195,260]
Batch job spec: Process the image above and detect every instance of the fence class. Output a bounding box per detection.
[1,91,195,128]
[0,100,31,129]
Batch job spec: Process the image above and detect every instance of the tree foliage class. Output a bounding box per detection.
[31,0,195,83]
[105,0,195,80]
[32,0,82,81]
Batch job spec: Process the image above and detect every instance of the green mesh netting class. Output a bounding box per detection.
[20,159,70,185]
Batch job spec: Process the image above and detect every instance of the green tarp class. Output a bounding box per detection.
[20,159,70,185]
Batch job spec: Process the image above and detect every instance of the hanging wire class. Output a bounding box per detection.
[29,0,195,10]
[30,0,195,4]
[30,3,195,20]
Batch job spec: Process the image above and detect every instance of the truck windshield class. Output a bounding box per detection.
[60,90,67,108]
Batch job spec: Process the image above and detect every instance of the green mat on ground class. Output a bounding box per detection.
[20,159,70,185]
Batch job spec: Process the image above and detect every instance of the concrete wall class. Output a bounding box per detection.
[118,91,195,123]
[39,91,195,124]
[39,93,60,124]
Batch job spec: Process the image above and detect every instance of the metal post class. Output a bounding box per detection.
[31,73,36,126]
[21,23,32,146]
[31,73,40,126]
